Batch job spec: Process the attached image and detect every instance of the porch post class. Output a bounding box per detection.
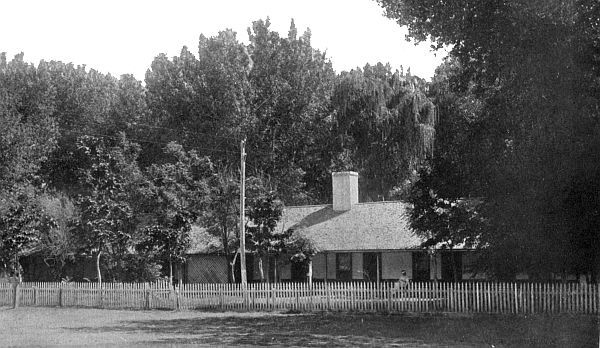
[376,253,380,285]
[324,252,328,284]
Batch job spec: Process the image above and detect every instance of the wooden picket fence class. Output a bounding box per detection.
[0,281,174,310]
[0,281,598,314]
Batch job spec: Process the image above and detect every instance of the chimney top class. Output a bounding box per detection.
[332,171,358,211]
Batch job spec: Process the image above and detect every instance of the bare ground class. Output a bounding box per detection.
[0,306,597,347]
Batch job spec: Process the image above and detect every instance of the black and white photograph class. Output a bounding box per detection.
[0,0,598,346]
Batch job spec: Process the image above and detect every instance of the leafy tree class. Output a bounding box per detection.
[202,170,240,282]
[245,176,284,282]
[409,167,483,281]
[0,53,59,278]
[143,31,252,167]
[0,195,55,280]
[39,61,146,193]
[137,142,212,284]
[331,63,436,200]
[379,0,600,280]
[0,53,58,192]
[143,19,337,204]
[285,231,319,282]
[246,19,337,204]
[286,231,319,264]
[136,224,191,285]
[1,53,150,281]
[74,135,141,284]
[36,193,78,275]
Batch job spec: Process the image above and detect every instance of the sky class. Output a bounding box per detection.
[1,0,447,81]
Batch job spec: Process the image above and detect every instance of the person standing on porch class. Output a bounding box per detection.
[398,270,410,288]
[394,270,410,297]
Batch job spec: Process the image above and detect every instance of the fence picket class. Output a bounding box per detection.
[452,282,456,312]
[456,282,461,312]
[584,283,589,314]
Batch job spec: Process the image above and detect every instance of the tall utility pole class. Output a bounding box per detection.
[239,138,247,286]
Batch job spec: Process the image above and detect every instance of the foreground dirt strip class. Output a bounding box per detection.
[0,307,597,347]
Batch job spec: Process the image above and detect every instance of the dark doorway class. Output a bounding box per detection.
[363,252,379,282]
[336,253,352,281]
[412,252,430,282]
[269,257,276,282]
[441,251,462,282]
[291,261,308,282]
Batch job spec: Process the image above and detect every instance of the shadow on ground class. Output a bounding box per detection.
[69,312,599,347]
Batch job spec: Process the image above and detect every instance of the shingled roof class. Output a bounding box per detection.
[275,201,422,251]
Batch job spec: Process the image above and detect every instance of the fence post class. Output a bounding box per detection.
[295,283,300,310]
[171,286,177,311]
[326,283,331,311]
[98,283,104,309]
[144,283,149,310]
[350,283,355,311]
[59,286,63,307]
[386,283,391,312]
[12,282,20,309]
[219,285,224,310]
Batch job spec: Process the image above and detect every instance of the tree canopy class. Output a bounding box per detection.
[0,17,452,282]
[379,0,600,280]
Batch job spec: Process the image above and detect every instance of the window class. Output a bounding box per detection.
[336,253,352,281]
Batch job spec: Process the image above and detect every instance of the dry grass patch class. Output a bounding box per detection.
[0,307,597,347]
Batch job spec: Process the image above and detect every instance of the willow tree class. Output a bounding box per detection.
[331,63,436,200]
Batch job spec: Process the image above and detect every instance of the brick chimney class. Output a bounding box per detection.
[332,171,358,211]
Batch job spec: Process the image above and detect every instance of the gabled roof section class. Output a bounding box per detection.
[275,201,422,251]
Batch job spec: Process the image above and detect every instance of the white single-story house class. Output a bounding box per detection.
[185,171,480,283]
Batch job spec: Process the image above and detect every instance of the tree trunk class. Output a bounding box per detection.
[14,255,22,283]
[229,251,239,283]
[96,250,103,285]
[259,256,265,282]
[169,259,173,286]
[307,259,313,285]
[177,263,183,287]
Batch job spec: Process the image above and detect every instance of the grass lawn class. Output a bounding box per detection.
[0,307,597,347]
